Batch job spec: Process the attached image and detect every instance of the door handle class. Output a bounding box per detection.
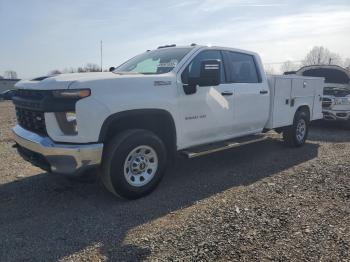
[221,91,233,96]
[260,90,268,94]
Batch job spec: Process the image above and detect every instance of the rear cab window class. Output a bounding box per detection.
[223,51,261,83]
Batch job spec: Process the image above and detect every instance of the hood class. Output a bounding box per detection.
[14,72,162,90]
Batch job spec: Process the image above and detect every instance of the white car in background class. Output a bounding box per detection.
[295,65,350,122]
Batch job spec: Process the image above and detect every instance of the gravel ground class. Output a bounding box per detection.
[0,101,349,261]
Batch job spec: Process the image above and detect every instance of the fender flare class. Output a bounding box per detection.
[98,109,177,146]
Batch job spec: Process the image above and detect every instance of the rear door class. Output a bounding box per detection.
[222,51,270,134]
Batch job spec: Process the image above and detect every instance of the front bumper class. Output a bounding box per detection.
[323,109,350,121]
[13,125,103,174]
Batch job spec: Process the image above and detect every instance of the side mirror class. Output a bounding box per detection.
[1,90,16,101]
[109,67,115,72]
[198,59,221,87]
[183,59,221,95]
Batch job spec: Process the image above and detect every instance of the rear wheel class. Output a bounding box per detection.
[101,129,167,199]
[283,110,309,147]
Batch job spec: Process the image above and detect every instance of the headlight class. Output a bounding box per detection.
[51,89,90,135]
[334,97,350,105]
[52,89,90,99]
[55,112,78,135]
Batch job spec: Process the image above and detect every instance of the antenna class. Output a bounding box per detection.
[100,40,103,72]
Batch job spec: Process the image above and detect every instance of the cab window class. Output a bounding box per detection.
[181,50,225,84]
[224,51,260,83]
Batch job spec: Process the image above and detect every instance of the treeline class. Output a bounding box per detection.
[266,46,350,74]
[48,63,106,75]
[0,70,18,79]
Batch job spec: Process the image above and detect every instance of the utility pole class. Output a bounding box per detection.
[100,40,103,72]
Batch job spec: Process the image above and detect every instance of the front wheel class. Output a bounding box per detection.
[101,129,167,199]
[283,110,309,147]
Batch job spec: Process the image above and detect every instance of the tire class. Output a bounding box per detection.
[283,110,309,147]
[101,129,167,199]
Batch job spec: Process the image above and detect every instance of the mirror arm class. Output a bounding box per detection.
[183,83,197,95]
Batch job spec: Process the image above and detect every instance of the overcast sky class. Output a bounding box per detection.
[0,0,350,79]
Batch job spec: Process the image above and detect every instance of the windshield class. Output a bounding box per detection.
[324,86,350,97]
[114,48,193,74]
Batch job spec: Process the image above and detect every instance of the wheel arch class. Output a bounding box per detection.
[295,105,311,121]
[99,109,177,158]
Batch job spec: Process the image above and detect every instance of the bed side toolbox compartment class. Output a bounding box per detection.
[265,75,324,129]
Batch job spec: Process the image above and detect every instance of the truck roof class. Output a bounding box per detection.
[151,44,259,57]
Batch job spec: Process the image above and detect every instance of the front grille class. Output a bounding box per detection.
[13,89,47,110]
[322,97,332,108]
[16,89,46,99]
[15,107,47,135]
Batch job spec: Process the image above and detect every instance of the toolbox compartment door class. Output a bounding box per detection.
[271,77,293,128]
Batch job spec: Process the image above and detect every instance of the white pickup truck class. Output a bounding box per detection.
[12,45,324,199]
[294,65,350,122]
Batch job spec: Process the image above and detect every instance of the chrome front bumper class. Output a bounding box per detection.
[323,109,350,121]
[13,125,103,174]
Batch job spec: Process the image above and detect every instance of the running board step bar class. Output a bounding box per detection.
[181,134,268,158]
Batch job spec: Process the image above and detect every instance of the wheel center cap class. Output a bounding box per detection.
[139,162,146,170]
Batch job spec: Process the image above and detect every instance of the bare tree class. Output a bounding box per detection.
[280,60,298,73]
[302,46,342,66]
[77,66,86,73]
[75,63,101,73]
[48,69,62,75]
[84,63,101,72]
[49,63,102,75]
[62,67,76,74]
[264,64,275,75]
[4,70,18,79]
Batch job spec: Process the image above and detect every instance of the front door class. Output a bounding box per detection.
[177,49,236,148]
